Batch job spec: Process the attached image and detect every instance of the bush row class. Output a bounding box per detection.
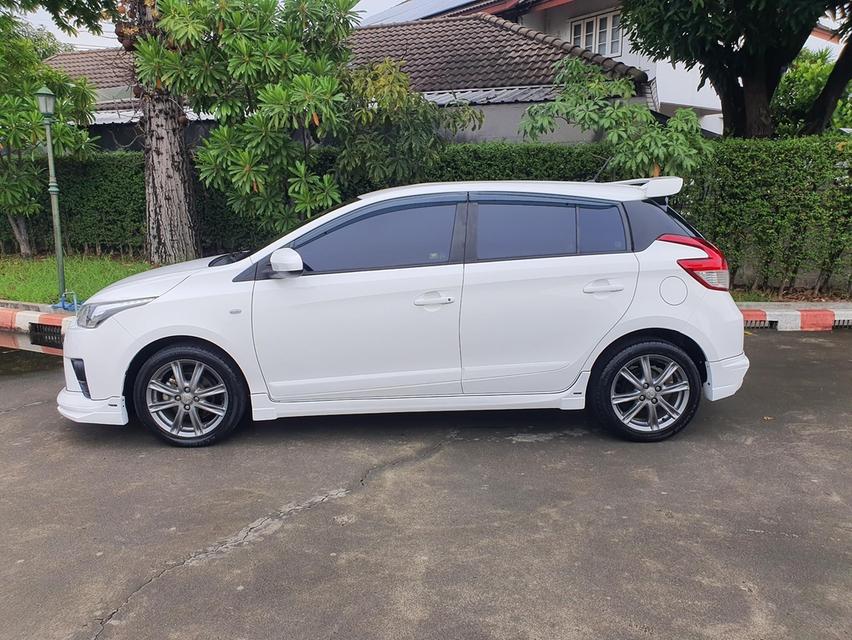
[2,138,849,292]
[677,136,851,294]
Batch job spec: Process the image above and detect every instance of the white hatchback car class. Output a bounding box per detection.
[58,177,749,446]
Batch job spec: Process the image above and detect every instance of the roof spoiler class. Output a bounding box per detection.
[610,176,684,198]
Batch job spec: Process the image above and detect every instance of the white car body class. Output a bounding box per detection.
[57,178,749,436]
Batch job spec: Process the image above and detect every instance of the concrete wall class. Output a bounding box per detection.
[91,103,590,149]
[451,103,596,143]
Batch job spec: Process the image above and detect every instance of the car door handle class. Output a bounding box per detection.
[414,294,456,306]
[583,282,624,294]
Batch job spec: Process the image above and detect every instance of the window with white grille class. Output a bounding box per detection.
[570,11,621,56]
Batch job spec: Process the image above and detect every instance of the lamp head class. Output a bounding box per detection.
[35,86,56,118]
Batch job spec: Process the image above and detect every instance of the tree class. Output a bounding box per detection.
[0,0,116,34]
[336,59,483,195]
[134,0,480,233]
[0,16,95,257]
[12,22,75,58]
[115,0,200,264]
[520,57,710,178]
[773,49,852,136]
[620,0,850,138]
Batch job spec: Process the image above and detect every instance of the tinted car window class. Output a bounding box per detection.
[624,200,697,251]
[476,202,577,260]
[294,203,457,273]
[578,204,627,254]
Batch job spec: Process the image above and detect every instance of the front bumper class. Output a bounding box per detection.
[57,388,129,426]
[703,352,750,401]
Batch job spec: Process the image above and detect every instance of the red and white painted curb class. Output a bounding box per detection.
[0,303,74,355]
[738,303,852,331]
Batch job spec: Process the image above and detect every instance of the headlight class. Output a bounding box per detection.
[77,298,156,329]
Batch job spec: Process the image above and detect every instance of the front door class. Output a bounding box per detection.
[252,195,466,401]
[460,195,639,394]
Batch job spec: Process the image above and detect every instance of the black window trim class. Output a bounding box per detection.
[235,191,637,281]
[467,193,632,263]
[245,193,469,280]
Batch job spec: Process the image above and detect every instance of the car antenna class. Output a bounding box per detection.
[589,155,613,183]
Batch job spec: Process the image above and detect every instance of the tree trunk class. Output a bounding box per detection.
[711,75,747,137]
[802,41,852,135]
[741,72,775,138]
[6,214,33,258]
[143,94,199,265]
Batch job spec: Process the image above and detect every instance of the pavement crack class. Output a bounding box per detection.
[90,566,172,640]
[85,488,349,639]
[84,430,456,639]
[0,400,44,416]
[359,429,456,487]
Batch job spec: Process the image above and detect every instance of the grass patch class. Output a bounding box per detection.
[0,256,150,304]
[730,289,777,303]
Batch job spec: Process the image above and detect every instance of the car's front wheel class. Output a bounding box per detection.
[590,340,702,441]
[133,344,247,446]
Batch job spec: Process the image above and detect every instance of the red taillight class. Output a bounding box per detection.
[658,234,730,291]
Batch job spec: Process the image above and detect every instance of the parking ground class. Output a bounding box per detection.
[0,331,850,640]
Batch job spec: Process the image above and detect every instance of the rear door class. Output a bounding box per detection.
[460,194,639,395]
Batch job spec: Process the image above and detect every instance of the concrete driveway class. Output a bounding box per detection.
[0,331,850,640]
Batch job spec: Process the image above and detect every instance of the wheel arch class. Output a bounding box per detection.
[589,328,708,386]
[123,336,251,414]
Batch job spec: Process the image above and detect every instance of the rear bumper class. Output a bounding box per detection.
[703,353,750,401]
[57,388,129,426]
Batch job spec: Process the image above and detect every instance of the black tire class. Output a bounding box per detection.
[589,340,701,442]
[133,343,247,447]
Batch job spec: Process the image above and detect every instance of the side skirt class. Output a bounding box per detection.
[250,372,591,421]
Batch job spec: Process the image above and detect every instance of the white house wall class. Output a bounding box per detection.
[519,0,845,135]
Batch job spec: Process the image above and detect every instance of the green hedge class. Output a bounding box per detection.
[0,152,146,256]
[3,138,850,292]
[0,152,266,256]
[676,137,851,293]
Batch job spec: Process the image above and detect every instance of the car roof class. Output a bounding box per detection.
[358,177,684,203]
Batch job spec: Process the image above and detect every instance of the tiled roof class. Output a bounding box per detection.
[46,13,646,110]
[45,48,135,90]
[350,14,647,91]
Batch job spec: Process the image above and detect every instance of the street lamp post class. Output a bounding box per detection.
[35,86,65,302]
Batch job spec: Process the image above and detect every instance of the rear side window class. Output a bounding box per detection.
[475,202,577,260]
[294,202,457,273]
[624,200,698,251]
[578,204,627,253]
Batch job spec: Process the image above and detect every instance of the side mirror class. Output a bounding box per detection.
[269,247,304,277]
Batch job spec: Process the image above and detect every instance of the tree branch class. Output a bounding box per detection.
[802,40,852,134]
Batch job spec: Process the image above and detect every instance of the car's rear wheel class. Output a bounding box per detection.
[133,344,246,446]
[590,340,701,441]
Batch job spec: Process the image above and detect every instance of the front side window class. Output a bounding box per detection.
[293,202,457,273]
[475,201,577,260]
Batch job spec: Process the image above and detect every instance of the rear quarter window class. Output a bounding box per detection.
[623,200,698,251]
[578,204,627,254]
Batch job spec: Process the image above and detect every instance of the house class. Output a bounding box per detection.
[364,0,846,134]
[46,13,649,147]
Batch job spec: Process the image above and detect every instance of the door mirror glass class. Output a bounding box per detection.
[269,247,304,277]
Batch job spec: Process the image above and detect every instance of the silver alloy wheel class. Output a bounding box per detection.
[610,354,690,432]
[145,359,229,438]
